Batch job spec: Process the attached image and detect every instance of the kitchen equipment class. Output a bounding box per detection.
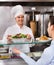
[0,46,11,59]
[30,7,37,38]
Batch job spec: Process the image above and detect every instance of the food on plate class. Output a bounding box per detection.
[39,35,48,40]
[7,33,32,43]
[11,33,27,38]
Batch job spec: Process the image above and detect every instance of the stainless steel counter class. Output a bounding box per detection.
[0,52,42,65]
[0,59,28,65]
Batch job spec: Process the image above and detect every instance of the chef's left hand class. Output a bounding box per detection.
[26,34,31,39]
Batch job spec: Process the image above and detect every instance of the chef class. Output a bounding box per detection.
[2,5,34,53]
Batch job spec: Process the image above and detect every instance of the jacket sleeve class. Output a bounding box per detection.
[20,47,53,65]
[20,52,36,65]
[2,28,10,44]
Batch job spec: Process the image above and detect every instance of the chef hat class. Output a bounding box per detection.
[11,5,25,18]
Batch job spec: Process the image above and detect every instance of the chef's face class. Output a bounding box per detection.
[15,15,24,26]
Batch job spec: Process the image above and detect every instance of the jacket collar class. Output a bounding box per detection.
[15,24,24,29]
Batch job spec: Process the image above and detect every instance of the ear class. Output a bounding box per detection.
[51,25,54,30]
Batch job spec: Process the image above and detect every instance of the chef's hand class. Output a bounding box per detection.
[26,34,31,39]
[12,48,21,55]
[7,35,12,44]
[7,35,12,40]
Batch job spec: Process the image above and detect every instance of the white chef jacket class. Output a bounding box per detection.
[2,24,34,53]
[20,40,54,65]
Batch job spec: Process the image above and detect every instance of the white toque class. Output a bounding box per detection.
[11,5,25,18]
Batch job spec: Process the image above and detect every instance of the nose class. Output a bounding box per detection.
[20,18,23,21]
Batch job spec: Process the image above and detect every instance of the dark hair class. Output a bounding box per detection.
[49,16,54,25]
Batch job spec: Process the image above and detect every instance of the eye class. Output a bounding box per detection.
[21,16,24,18]
[17,16,24,18]
[17,16,20,18]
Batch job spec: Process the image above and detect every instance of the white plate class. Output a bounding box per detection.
[36,37,52,42]
[12,38,32,43]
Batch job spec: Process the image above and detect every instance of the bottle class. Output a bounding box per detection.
[30,7,37,38]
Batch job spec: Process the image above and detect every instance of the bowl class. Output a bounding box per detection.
[36,37,52,42]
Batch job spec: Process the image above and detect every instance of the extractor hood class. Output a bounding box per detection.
[0,0,54,2]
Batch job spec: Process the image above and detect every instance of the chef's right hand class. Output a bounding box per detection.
[7,35,12,43]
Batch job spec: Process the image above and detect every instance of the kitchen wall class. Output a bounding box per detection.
[0,6,15,39]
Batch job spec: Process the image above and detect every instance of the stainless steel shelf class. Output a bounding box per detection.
[0,40,51,45]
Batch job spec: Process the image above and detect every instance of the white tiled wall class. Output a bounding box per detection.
[0,6,16,39]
